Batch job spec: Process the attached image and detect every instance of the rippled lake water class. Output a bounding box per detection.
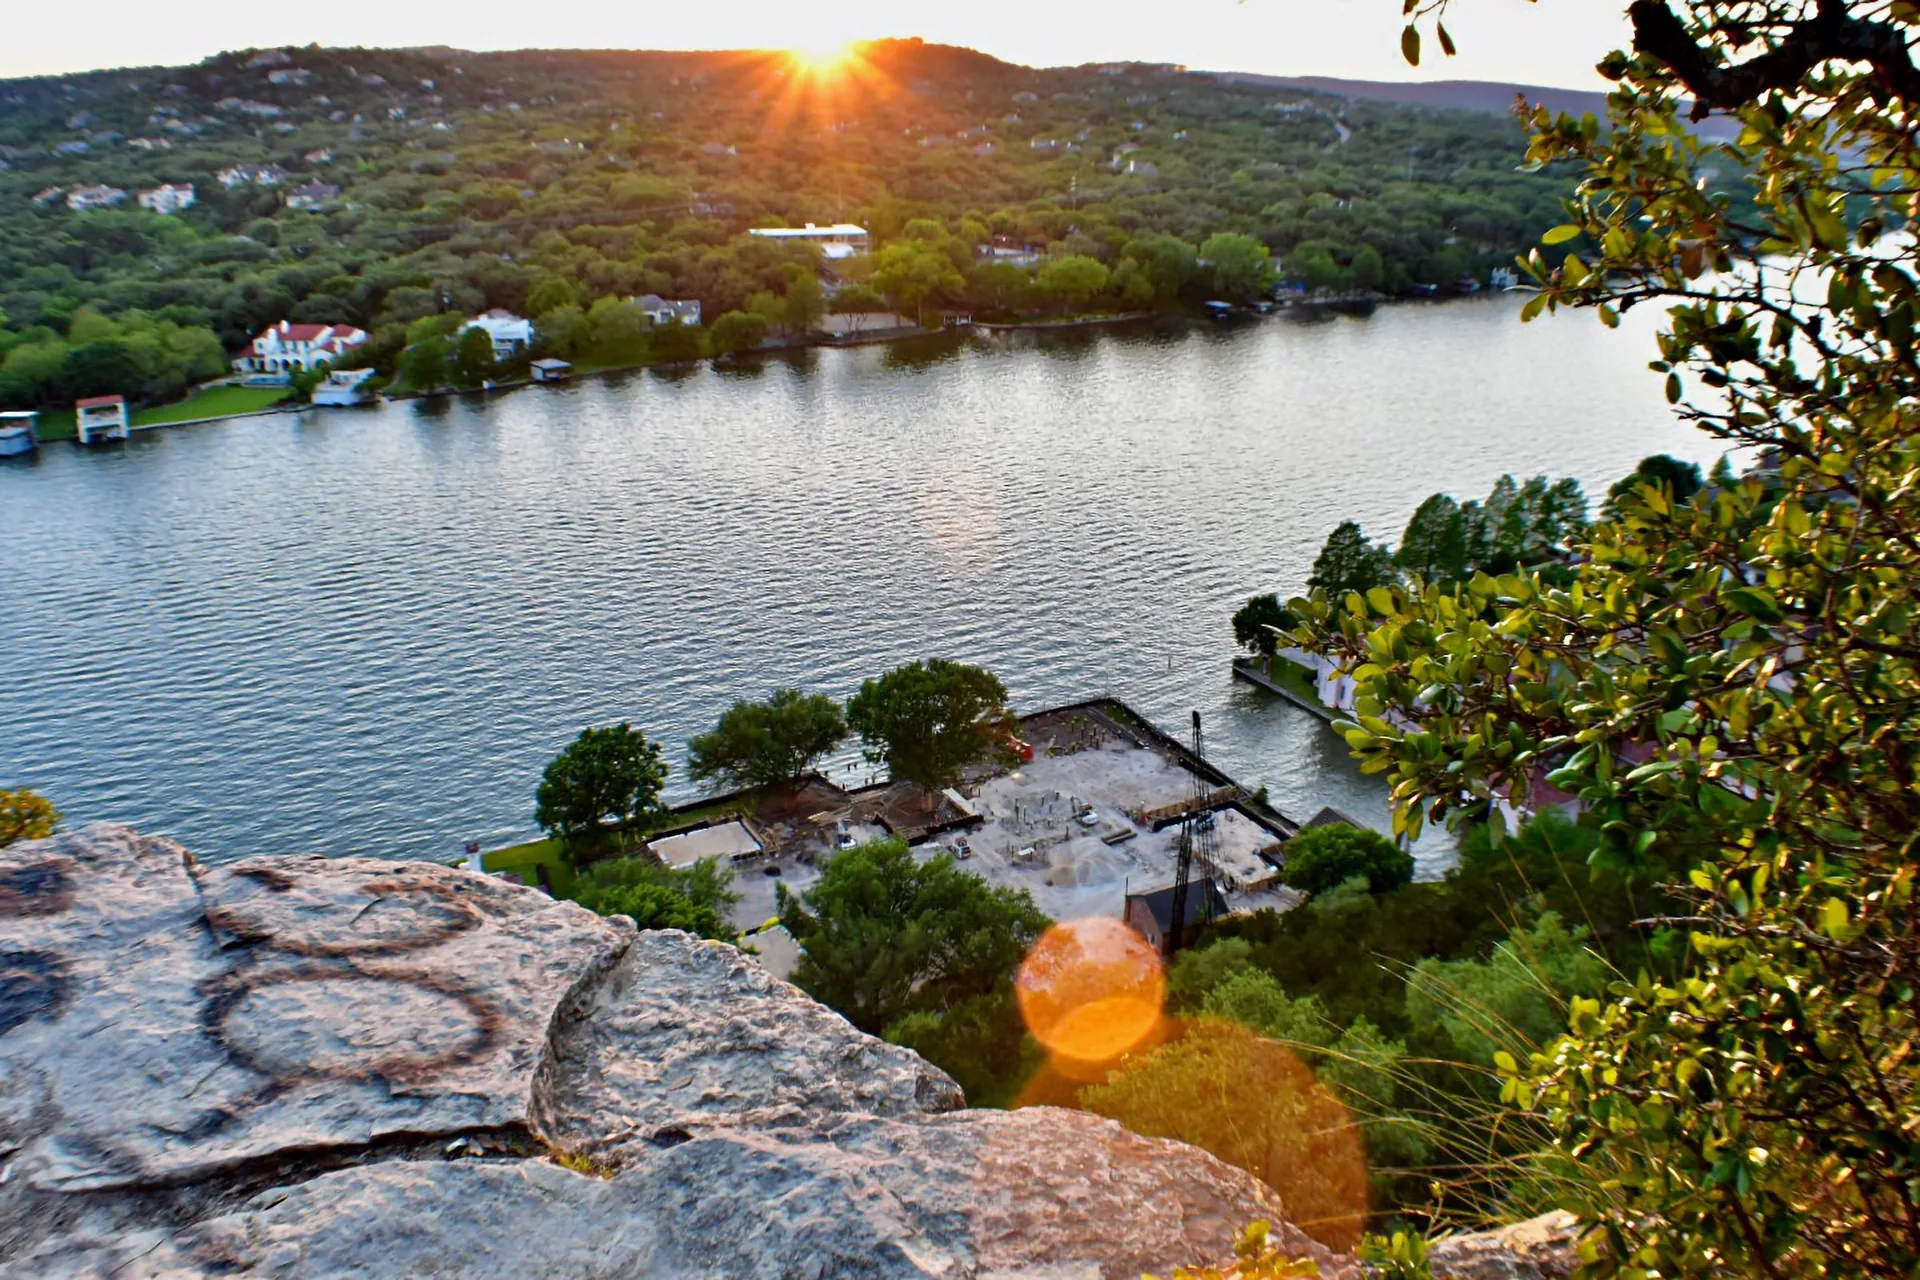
[0,298,1722,872]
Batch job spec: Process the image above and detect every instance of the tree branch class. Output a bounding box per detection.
[1629,0,1920,115]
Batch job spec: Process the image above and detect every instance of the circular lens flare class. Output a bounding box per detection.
[1016,917,1166,1065]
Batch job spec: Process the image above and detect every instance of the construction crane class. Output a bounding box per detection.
[1167,710,1219,955]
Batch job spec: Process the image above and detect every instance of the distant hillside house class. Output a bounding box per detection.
[126,137,173,151]
[137,183,195,215]
[631,295,701,327]
[304,148,335,165]
[284,180,340,210]
[747,223,870,260]
[465,309,534,358]
[217,163,288,189]
[54,140,91,156]
[266,68,311,86]
[31,186,65,207]
[235,322,369,380]
[66,185,127,212]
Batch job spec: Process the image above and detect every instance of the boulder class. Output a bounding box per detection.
[0,826,1337,1279]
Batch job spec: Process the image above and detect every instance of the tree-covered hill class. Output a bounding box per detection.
[0,39,1573,405]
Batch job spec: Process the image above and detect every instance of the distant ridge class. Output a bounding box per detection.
[1215,72,1743,142]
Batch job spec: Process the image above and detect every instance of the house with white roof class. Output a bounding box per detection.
[137,183,196,215]
[234,322,369,382]
[746,223,870,260]
[66,185,127,212]
[464,309,534,359]
[630,295,701,327]
[217,163,288,189]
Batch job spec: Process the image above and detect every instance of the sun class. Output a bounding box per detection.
[786,41,859,79]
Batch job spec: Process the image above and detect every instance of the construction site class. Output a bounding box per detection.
[690,698,1324,976]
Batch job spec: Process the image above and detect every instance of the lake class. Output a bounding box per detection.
[0,298,1721,874]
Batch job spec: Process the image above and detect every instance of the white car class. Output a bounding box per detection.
[836,831,857,850]
[1077,807,1099,828]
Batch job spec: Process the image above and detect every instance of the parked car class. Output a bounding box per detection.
[953,837,973,859]
[1077,807,1099,828]
[836,831,857,850]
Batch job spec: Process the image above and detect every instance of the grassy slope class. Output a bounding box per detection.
[28,386,289,442]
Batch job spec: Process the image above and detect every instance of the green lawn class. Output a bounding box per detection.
[1256,654,1326,707]
[482,837,577,898]
[134,385,288,426]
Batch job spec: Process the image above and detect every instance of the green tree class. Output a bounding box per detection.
[1349,243,1386,292]
[526,276,578,316]
[1200,232,1276,302]
[1603,452,1703,516]
[1033,254,1111,313]
[1307,520,1394,596]
[452,325,495,386]
[885,990,1038,1107]
[0,789,59,847]
[1301,0,1920,1263]
[534,722,669,854]
[783,272,826,332]
[845,659,1013,799]
[1283,823,1413,896]
[778,838,1048,1034]
[687,688,847,793]
[706,310,769,357]
[1120,233,1200,302]
[569,854,739,940]
[1404,911,1609,1068]
[649,321,703,363]
[1394,493,1468,583]
[1231,593,1296,662]
[871,243,964,324]
[400,334,451,391]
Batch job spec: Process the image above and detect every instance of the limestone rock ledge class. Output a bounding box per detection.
[0,825,1335,1279]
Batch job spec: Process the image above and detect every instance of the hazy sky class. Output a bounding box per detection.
[2,0,1632,89]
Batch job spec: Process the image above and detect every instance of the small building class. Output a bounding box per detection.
[0,410,38,457]
[66,185,127,212]
[648,819,764,870]
[284,181,340,211]
[137,183,196,215]
[747,223,871,259]
[812,311,916,340]
[31,187,65,207]
[234,321,369,381]
[1123,878,1229,957]
[310,367,376,406]
[631,295,701,328]
[464,309,534,358]
[530,358,571,382]
[75,395,129,445]
[217,163,288,189]
[1489,266,1520,291]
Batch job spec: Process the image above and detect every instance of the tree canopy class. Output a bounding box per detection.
[777,837,1049,1036]
[1295,0,1920,1264]
[1231,593,1296,660]
[845,659,1013,797]
[1282,822,1413,896]
[533,721,669,853]
[0,788,58,847]
[567,853,739,940]
[1306,520,1395,597]
[686,687,847,793]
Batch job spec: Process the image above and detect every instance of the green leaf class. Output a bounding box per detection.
[1723,586,1785,624]
[1542,224,1583,245]
[1821,897,1848,938]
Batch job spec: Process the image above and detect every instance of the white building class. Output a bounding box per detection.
[137,183,196,215]
[66,185,127,212]
[75,395,129,445]
[234,322,369,381]
[310,367,377,406]
[217,163,288,189]
[631,295,701,327]
[747,222,870,260]
[284,180,340,210]
[464,309,534,359]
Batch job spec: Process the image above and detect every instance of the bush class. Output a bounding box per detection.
[1282,823,1412,896]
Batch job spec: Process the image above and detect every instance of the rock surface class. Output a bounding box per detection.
[0,826,1338,1279]
[1427,1212,1580,1280]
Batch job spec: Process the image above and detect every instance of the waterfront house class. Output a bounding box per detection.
[0,410,38,457]
[464,309,534,358]
[747,223,870,260]
[1122,879,1230,958]
[812,312,916,340]
[234,322,369,381]
[630,295,702,328]
[75,395,129,445]
[136,183,196,215]
[1489,266,1520,290]
[530,358,571,382]
[66,185,127,212]
[310,367,377,406]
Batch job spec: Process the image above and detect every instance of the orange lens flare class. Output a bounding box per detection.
[1016,917,1166,1065]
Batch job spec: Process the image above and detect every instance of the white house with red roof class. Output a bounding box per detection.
[234,321,369,381]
